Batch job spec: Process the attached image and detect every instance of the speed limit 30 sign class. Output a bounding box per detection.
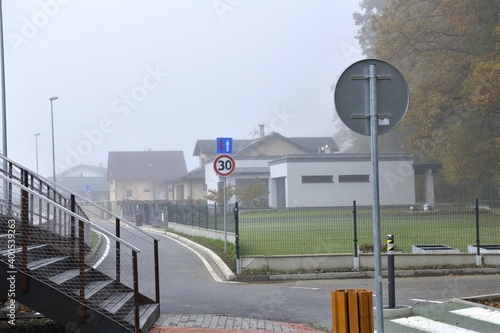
[213,154,236,177]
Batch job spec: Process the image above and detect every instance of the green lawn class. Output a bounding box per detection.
[239,206,500,255]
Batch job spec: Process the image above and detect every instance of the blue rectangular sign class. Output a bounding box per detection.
[216,137,233,154]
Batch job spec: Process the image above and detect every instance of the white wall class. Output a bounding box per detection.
[269,154,416,207]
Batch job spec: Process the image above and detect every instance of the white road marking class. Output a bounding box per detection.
[410,298,445,304]
[451,307,500,326]
[92,231,110,269]
[291,286,319,290]
[391,316,480,333]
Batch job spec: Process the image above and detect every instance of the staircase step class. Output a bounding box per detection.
[0,243,46,256]
[28,256,73,277]
[49,268,91,285]
[100,292,134,314]
[80,279,115,300]
[28,256,69,270]
[125,303,160,333]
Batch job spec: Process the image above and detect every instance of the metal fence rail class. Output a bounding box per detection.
[168,203,233,232]
[237,201,500,256]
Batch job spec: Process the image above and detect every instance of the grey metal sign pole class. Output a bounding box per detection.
[334,59,409,333]
[223,176,227,253]
[368,64,384,333]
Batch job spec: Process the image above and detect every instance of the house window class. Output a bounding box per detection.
[144,189,151,194]
[338,175,370,183]
[302,175,333,183]
[125,189,133,198]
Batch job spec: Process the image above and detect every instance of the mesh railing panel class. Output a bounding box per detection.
[0,158,158,330]
[238,202,500,256]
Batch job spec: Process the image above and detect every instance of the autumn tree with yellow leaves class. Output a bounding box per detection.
[354,0,500,184]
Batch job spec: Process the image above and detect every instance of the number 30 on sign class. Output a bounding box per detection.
[213,154,236,177]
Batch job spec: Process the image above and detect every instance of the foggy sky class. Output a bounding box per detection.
[2,0,363,175]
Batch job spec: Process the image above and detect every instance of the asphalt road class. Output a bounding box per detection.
[152,229,500,331]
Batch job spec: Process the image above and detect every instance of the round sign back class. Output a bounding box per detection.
[334,59,409,136]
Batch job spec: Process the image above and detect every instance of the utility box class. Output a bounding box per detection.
[332,289,373,333]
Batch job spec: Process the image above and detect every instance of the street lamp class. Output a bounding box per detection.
[0,0,7,157]
[34,133,40,173]
[49,96,58,185]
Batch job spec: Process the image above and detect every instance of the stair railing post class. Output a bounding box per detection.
[8,161,13,216]
[78,218,86,322]
[70,194,76,255]
[45,183,50,229]
[20,168,29,291]
[132,250,140,333]
[116,217,121,282]
[154,239,160,303]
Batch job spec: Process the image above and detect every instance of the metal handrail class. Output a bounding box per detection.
[0,172,141,253]
[1,160,147,332]
[0,153,159,242]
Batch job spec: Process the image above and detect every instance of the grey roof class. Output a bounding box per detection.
[57,164,107,177]
[56,177,109,192]
[268,152,412,165]
[108,151,187,184]
[192,134,339,156]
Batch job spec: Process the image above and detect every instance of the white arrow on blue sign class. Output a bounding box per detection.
[216,137,233,154]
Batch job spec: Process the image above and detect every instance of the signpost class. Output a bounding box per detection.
[213,145,236,253]
[335,59,409,333]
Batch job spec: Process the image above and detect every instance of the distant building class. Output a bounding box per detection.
[268,153,415,207]
[55,164,109,201]
[108,151,187,201]
[167,125,340,204]
[168,124,419,207]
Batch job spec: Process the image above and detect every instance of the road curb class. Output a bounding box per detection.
[451,293,500,311]
[236,267,500,282]
[164,231,236,281]
[141,226,236,281]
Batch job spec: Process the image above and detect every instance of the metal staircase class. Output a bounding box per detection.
[0,156,160,333]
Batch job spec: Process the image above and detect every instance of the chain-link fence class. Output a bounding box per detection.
[238,201,500,256]
[168,203,233,232]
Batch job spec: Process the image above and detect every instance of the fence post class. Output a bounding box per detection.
[198,202,202,227]
[206,202,209,229]
[234,202,241,274]
[214,202,218,231]
[353,201,359,271]
[475,198,481,266]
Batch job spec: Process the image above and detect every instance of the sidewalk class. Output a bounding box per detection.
[149,314,326,333]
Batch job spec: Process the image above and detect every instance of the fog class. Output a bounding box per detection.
[2,0,364,175]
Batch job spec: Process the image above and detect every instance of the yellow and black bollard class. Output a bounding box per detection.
[387,234,395,308]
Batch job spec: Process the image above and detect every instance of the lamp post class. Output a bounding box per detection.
[49,96,58,185]
[34,133,40,173]
[0,0,7,158]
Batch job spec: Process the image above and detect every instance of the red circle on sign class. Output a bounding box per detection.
[213,154,236,177]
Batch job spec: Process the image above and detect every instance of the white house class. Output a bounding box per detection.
[268,153,415,207]
[181,126,418,208]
